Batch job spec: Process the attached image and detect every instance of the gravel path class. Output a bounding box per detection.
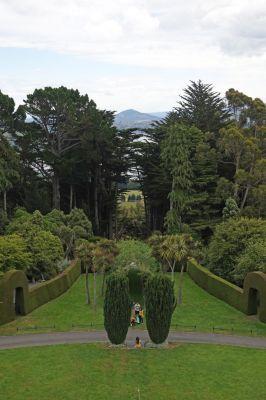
[1,329,266,350]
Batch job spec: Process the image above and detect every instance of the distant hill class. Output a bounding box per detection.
[114,109,167,129]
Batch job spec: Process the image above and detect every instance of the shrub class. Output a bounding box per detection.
[206,217,266,283]
[0,234,32,273]
[104,272,131,344]
[67,208,93,239]
[233,240,266,286]
[27,231,64,280]
[114,240,159,272]
[222,197,240,219]
[144,274,176,344]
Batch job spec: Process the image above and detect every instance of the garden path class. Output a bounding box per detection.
[1,329,266,350]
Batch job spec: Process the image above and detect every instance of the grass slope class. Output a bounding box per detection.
[1,273,266,335]
[1,343,266,400]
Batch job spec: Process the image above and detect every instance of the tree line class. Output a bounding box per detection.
[1,81,266,242]
[133,81,266,240]
[0,87,131,237]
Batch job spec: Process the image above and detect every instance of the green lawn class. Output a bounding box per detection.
[1,273,266,335]
[1,343,266,399]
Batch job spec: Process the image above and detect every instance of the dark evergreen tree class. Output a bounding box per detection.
[144,274,176,344]
[175,80,230,134]
[104,271,131,344]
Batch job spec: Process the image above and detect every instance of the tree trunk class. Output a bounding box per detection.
[85,264,90,305]
[233,154,241,199]
[69,184,73,211]
[3,190,7,212]
[101,271,106,296]
[52,173,60,210]
[240,184,250,210]
[171,268,175,282]
[178,264,185,305]
[93,168,100,234]
[108,205,113,239]
[93,271,97,310]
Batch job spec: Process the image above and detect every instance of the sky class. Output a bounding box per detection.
[0,0,266,113]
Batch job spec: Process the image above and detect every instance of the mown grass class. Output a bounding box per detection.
[1,273,266,335]
[1,343,266,400]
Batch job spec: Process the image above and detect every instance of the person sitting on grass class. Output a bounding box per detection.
[134,336,142,348]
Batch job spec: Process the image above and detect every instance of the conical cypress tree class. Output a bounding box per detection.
[104,272,131,344]
[144,274,176,344]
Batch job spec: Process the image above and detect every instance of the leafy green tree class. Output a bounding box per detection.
[0,135,20,212]
[233,240,266,286]
[222,197,240,219]
[150,233,193,304]
[206,217,266,283]
[22,86,97,209]
[67,208,93,239]
[104,271,131,344]
[0,234,32,273]
[92,238,119,301]
[144,274,176,344]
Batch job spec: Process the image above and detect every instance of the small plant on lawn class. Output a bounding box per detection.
[144,273,176,344]
[104,271,131,345]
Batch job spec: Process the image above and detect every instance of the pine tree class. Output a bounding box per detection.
[104,272,131,344]
[175,80,229,134]
[144,274,176,344]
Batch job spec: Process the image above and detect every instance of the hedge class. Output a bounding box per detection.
[243,272,266,323]
[0,260,81,326]
[187,258,266,323]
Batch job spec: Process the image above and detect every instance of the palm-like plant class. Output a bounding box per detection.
[76,240,95,305]
[159,234,193,304]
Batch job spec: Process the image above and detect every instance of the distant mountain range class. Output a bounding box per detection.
[114,109,168,129]
[25,109,168,130]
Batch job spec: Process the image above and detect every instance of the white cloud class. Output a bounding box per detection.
[0,0,265,62]
[0,0,266,109]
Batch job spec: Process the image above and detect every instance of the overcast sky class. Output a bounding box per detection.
[0,0,265,112]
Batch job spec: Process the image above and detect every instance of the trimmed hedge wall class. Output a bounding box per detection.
[243,272,266,323]
[0,270,29,325]
[187,258,266,323]
[0,260,81,326]
[187,259,244,312]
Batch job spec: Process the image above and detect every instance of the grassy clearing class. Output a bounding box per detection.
[1,273,266,335]
[119,190,144,209]
[1,343,266,400]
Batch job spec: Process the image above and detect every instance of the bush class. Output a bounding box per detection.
[206,217,266,283]
[104,272,131,344]
[233,240,266,286]
[0,234,32,273]
[28,231,64,280]
[144,274,176,344]
[67,208,93,239]
[114,240,159,272]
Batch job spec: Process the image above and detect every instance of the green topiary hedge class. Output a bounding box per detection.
[144,274,176,344]
[187,258,244,312]
[0,260,81,326]
[243,272,266,323]
[104,271,131,344]
[187,258,266,323]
